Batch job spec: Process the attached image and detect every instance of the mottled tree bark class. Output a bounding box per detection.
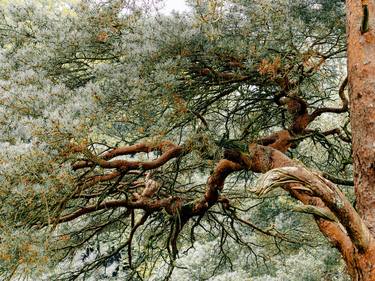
[347,0,375,235]
[323,0,375,279]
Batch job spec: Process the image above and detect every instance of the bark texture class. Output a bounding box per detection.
[347,0,375,236]
[320,1,375,279]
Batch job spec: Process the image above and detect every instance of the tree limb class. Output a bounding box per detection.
[309,77,349,120]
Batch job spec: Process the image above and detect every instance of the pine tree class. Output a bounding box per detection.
[0,1,374,280]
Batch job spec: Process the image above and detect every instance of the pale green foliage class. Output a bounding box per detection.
[0,1,106,277]
[251,248,349,281]
[149,230,348,281]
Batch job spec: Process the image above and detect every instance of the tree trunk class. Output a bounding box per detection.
[341,243,375,281]
[347,0,375,236]
[343,0,375,280]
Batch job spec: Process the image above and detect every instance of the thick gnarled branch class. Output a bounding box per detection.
[256,165,370,252]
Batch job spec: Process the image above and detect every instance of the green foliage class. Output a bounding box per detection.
[0,0,352,280]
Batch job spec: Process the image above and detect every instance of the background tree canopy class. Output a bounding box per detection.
[0,0,361,280]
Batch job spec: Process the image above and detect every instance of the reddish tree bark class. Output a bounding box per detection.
[337,1,375,279]
[347,0,375,235]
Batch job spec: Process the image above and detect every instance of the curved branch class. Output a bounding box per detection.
[56,197,177,223]
[195,159,243,212]
[309,77,348,121]
[161,159,244,226]
[216,144,366,256]
[321,172,354,186]
[80,171,121,188]
[72,143,184,171]
[257,166,370,252]
[127,212,150,268]
[100,141,176,160]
